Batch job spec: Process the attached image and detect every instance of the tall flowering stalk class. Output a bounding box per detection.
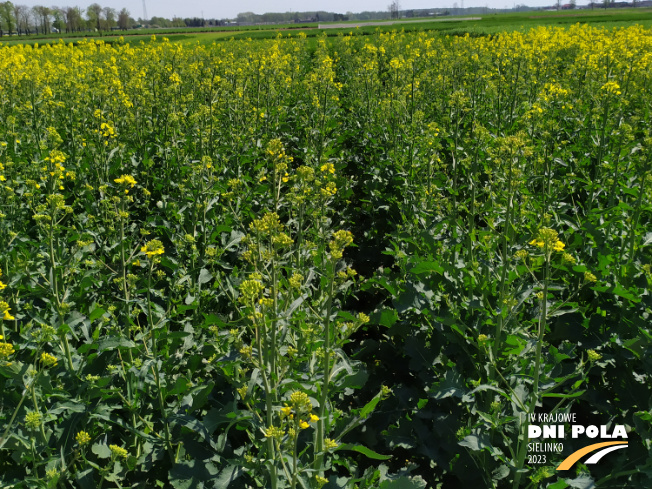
[141,239,174,463]
[314,230,354,475]
[113,174,141,455]
[513,228,565,489]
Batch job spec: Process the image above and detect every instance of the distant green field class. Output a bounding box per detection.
[2,8,652,47]
[186,10,652,43]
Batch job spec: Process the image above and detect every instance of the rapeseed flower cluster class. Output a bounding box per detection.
[320,163,335,175]
[239,278,265,304]
[114,175,137,187]
[0,334,15,358]
[315,475,329,487]
[288,165,317,205]
[141,239,164,258]
[278,391,320,431]
[100,122,116,138]
[529,228,564,253]
[262,425,285,440]
[587,349,602,362]
[249,212,282,235]
[244,212,295,263]
[319,181,337,199]
[109,444,129,459]
[25,411,43,430]
[266,139,293,175]
[0,301,14,321]
[324,438,339,450]
[329,230,354,260]
[601,81,622,96]
[288,273,303,289]
[584,272,597,283]
[76,431,92,445]
[40,352,58,367]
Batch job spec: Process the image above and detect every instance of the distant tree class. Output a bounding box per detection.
[184,17,202,27]
[86,3,101,30]
[32,5,51,33]
[388,0,400,19]
[0,1,15,35]
[51,6,65,32]
[13,3,28,34]
[236,11,255,23]
[569,0,577,8]
[63,6,82,32]
[149,15,170,27]
[117,7,130,29]
[102,6,115,29]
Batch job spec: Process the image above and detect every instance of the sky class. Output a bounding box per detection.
[15,1,580,20]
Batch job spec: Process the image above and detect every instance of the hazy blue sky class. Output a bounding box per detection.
[15,0,571,20]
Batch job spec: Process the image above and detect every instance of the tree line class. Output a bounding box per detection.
[0,2,197,36]
[0,2,423,37]
[0,2,136,35]
[0,1,549,37]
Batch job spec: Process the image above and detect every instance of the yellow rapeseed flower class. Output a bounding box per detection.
[25,411,42,430]
[263,425,284,439]
[40,352,58,367]
[329,230,354,260]
[109,444,129,459]
[562,253,576,265]
[141,239,164,258]
[584,272,597,283]
[114,175,137,187]
[320,162,335,174]
[280,406,293,417]
[76,431,91,445]
[288,273,303,289]
[325,438,339,450]
[290,391,312,412]
[239,279,264,303]
[0,301,14,320]
[0,337,15,358]
[529,228,564,253]
[587,349,602,362]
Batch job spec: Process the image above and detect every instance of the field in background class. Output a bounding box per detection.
[0,14,651,489]
[3,8,652,46]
